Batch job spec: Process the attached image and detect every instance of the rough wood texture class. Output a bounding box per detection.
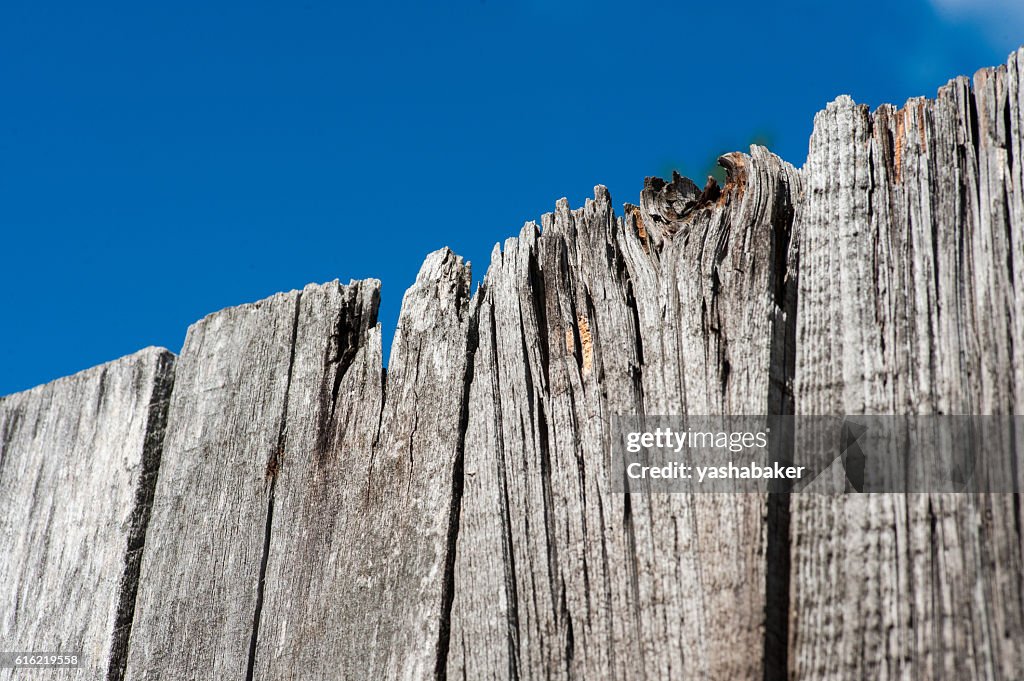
[251,277,387,680]
[123,253,472,680]
[447,146,799,680]
[124,289,305,681]
[254,249,473,679]
[790,48,1024,680]
[0,347,175,681]
[3,46,1024,681]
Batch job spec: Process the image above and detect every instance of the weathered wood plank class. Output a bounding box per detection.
[124,290,305,681]
[789,49,1024,680]
[448,145,799,680]
[253,249,473,679]
[620,149,800,681]
[0,347,175,681]
[250,278,384,680]
[125,255,471,680]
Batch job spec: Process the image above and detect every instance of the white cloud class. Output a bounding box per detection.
[931,0,1018,13]
[929,0,1024,45]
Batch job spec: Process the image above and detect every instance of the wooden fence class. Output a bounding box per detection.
[2,47,1023,681]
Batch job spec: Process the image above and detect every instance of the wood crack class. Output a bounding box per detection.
[246,291,302,681]
[106,352,176,681]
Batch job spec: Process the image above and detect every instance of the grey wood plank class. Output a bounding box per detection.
[124,290,304,681]
[253,250,474,680]
[250,278,384,681]
[789,50,1024,680]
[124,261,471,681]
[448,145,799,680]
[0,347,175,681]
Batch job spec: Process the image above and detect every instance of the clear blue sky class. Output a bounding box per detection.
[2,0,1022,395]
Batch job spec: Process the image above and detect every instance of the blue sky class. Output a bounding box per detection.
[2,0,1022,395]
